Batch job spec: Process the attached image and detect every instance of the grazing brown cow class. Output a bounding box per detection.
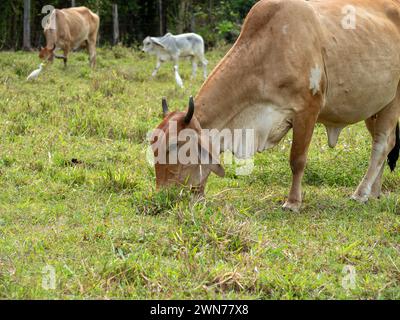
[39,7,99,68]
[152,0,400,212]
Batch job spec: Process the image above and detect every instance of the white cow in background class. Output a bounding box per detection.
[142,33,208,88]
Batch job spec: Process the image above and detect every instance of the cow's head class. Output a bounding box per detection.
[142,36,165,55]
[151,97,225,194]
[39,44,56,62]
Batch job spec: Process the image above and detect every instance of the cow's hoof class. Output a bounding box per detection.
[351,194,369,204]
[370,188,382,200]
[369,192,381,200]
[282,201,301,213]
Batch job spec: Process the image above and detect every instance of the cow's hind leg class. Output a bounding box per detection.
[371,165,385,199]
[191,57,198,80]
[200,57,208,79]
[365,117,385,199]
[283,101,320,212]
[352,98,400,203]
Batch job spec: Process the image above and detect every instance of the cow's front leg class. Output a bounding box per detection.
[283,110,319,212]
[174,64,184,88]
[152,60,162,77]
[62,47,70,68]
[88,41,97,68]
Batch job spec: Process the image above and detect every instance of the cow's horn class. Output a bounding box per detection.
[162,97,169,117]
[51,44,56,51]
[184,96,195,124]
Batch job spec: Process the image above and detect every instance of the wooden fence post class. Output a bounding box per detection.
[71,0,76,7]
[159,0,164,36]
[23,0,31,50]
[96,1,100,46]
[112,4,119,45]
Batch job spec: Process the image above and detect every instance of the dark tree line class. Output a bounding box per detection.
[0,0,257,50]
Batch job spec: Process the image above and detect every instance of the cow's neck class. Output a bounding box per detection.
[44,10,58,49]
[195,47,251,131]
[44,29,57,49]
[194,45,292,156]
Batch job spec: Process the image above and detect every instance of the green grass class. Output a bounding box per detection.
[0,46,399,300]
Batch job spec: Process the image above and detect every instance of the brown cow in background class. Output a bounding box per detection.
[39,7,99,68]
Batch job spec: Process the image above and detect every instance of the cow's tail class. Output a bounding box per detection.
[388,122,400,172]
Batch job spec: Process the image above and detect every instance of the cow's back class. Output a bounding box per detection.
[196,0,400,131]
[57,7,99,48]
[174,33,205,56]
[310,0,400,125]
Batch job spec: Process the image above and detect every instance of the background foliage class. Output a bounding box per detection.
[0,0,258,50]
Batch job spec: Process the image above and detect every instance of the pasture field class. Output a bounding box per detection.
[0,47,399,300]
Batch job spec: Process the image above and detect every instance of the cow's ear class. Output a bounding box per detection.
[151,38,166,49]
[211,163,225,177]
[206,155,225,178]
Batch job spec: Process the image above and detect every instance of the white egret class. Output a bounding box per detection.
[174,66,184,88]
[27,63,44,81]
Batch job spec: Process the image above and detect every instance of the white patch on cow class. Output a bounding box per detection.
[226,104,292,156]
[255,106,290,152]
[282,25,289,35]
[309,65,322,95]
